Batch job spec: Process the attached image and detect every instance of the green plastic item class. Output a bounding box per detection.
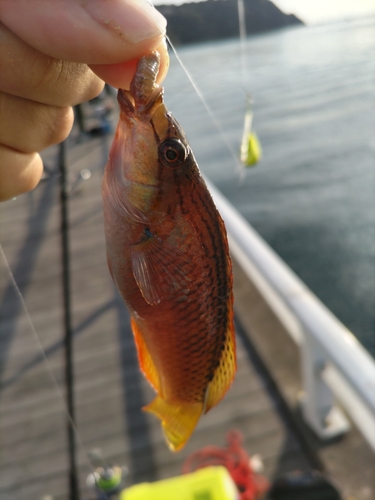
[240,104,262,167]
[96,466,123,491]
[242,131,262,167]
[120,466,238,500]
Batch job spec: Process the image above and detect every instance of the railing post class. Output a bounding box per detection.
[300,329,350,439]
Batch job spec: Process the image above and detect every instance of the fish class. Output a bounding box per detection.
[102,52,236,452]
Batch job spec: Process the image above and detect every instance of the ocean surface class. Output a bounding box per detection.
[163,17,375,355]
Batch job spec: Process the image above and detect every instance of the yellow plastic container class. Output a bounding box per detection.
[120,466,238,500]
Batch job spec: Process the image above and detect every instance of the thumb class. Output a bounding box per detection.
[0,0,167,64]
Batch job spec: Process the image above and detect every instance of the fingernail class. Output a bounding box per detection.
[84,0,167,44]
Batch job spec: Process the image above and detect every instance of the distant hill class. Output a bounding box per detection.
[156,0,303,45]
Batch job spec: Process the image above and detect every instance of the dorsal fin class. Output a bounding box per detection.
[204,323,236,413]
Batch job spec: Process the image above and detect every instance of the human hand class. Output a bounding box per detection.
[0,0,168,201]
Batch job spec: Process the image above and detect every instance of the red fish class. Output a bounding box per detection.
[102,52,236,451]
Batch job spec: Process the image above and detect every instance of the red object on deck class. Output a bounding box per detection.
[182,430,269,500]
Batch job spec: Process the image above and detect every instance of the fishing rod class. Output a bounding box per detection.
[58,140,80,500]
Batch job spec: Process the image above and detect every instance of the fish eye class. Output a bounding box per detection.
[159,139,187,167]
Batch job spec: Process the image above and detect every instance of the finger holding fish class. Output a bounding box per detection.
[0,0,169,201]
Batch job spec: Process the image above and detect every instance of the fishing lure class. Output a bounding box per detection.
[102,52,236,451]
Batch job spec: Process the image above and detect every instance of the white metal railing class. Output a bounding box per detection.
[206,179,375,451]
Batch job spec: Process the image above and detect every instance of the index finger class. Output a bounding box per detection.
[0,0,167,64]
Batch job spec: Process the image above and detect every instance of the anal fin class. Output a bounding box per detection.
[131,317,161,393]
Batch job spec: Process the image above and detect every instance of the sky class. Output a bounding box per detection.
[152,0,375,24]
[271,0,375,24]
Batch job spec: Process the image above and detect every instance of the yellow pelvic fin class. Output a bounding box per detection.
[131,317,161,393]
[143,396,203,452]
[204,328,236,414]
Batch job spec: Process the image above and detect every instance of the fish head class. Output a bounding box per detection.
[105,52,194,221]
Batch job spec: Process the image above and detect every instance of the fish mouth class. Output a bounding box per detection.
[118,86,164,119]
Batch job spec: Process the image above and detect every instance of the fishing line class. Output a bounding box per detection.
[236,0,259,169]
[151,0,252,176]
[237,0,248,90]
[166,35,245,178]
[0,243,110,500]
[237,0,253,109]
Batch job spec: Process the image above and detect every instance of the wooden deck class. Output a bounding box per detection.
[0,113,315,499]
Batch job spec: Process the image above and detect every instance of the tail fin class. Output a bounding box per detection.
[144,396,203,452]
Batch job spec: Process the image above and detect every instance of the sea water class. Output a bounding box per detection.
[164,17,375,355]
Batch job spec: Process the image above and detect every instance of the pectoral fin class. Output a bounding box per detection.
[144,396,203,452]
[130,232,191,305]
